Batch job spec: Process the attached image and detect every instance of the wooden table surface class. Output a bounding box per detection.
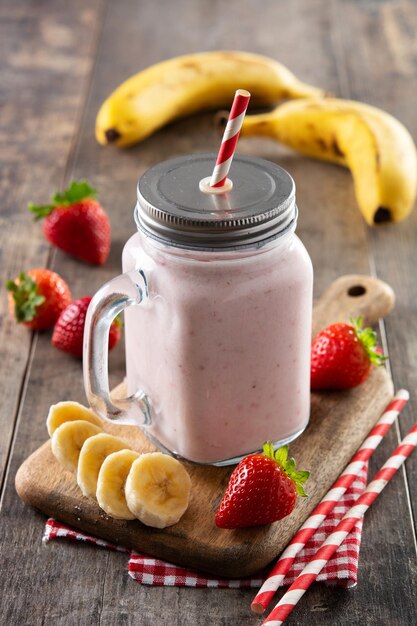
[1,1,416,624]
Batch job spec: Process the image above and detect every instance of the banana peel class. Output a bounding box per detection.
[240,98,417,225]
[96,50,324,148]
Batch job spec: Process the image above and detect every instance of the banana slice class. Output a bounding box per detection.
[77,433,130,499]
[47,401,103,437]
[125,452,191,529]
[51,420,103,472]
[96,449,140,519]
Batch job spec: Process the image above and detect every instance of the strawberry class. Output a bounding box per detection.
[52,296,121,358]
[311,317,386,390]
[215,443,309,529]
[29,180,111,265]
[6,269,71,331]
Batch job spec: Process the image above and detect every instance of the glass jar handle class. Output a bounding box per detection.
[83,269,151,426]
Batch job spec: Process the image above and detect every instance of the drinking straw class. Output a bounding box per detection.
[262,419,417,625]
[251,389,409,614]
[210,89,251,188]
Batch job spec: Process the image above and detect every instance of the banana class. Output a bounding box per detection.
[96,449,140,519]
[51,420,103,472]
[125,452,191,529]
[96,51,324,148]
[240,98,417,225]
[77,433,130,499]
[47,401,103,437]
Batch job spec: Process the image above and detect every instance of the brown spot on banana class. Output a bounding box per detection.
[375,150,381,171]
[331,138,345,158]
[239,113,277,138]
[105,128,122,143]
[373,207,392,223]
[181,61,199,69]
[278,89,291,99]
[316,138,327,151]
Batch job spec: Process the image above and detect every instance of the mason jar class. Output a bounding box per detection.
[83,154,313,465]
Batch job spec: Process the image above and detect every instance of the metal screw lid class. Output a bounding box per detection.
[135,153,297,249]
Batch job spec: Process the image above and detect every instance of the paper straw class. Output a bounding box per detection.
[251,389,409,614]
[262,419,417,626]
[210,89,251,188]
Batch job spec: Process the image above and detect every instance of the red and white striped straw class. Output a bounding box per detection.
[210,89,251,188]
[262,419,417,626]
[251,389,409,614]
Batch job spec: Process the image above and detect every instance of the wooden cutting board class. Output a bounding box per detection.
[16,274,395,578]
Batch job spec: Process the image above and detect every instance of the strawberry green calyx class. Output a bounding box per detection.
[262,442,310,497]
[6,272,45,322]
[113,314,123,329]
[351,316,387,366]
[28,180,97,220]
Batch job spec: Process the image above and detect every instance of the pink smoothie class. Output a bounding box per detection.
[122,229,313,464]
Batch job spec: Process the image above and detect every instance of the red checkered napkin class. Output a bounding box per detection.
[43,463,367,589]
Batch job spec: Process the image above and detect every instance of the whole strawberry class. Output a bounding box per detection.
[215,443,309,529]
[6,269,71,331]
[52,296,121,358]
[311,317,386,390]
[29,181,111,265]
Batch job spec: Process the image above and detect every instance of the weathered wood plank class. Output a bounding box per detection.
[325,2,417,625]
[0,1,114,625]
[333,0,417,533]
[0,0,103,491]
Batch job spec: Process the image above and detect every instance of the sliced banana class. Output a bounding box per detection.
[47,401,103,437]
[51,420,103,472]
[96,449,140,519]
[77,433,130,499]
[125,452,191,529]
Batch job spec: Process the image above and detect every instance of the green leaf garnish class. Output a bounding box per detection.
[28,180,97,220]
[262,441,310,497]
[6,271,45,322]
